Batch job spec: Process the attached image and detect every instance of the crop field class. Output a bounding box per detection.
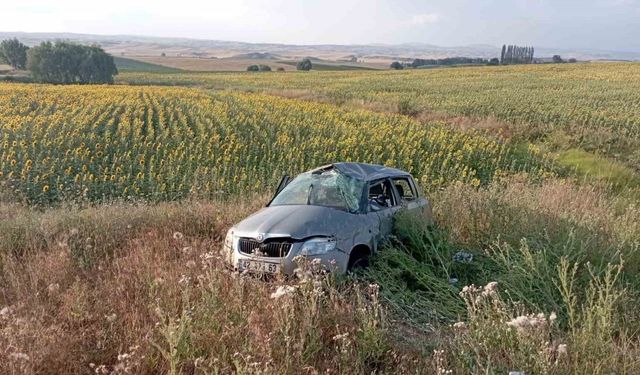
[121,63,640,172]
[2,63,640,374]
[112,56,184,73]
[0,83,551,205]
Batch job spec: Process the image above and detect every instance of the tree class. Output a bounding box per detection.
[390,61,404,70]
[488,58,500,66]
[247,65,260,71]
[297,58,312,71]
[500,44,534,64]
[0,38,29,70]
[568,58,577,63]
[552,55,564,64]
[27,41,117,84]
[277,67,285,72]
[161,52,166,57]
[258,64,272,71]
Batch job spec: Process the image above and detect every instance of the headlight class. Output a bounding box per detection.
[224,229,235,251]
[299,237,337,256]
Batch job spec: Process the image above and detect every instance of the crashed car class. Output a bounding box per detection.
[224,162,432,275]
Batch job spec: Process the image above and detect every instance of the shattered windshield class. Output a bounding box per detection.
[270,169,364,213]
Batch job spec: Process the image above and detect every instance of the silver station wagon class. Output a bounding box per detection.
[224,162,432,276]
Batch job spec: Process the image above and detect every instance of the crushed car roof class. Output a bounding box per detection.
[311,162,411,182]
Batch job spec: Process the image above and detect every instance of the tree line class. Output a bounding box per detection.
[0,38,117,84]
[500,45,534,64]
[246,58,312,72]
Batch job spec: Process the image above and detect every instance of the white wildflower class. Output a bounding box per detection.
[332,332,349,341]
[483,281,498,294]
[173,231,184,240]
[453,321,467,330]
[557,344,568,356]
[105,313,117,322]
[47,283,60,295]
[507,316,530,329]
[9,352,30,361]
[270,285,296,299]
[368,283,380,294]
[0,306,11,318]
[178,274,191,285]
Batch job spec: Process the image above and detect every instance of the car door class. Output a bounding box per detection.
[367,178,401,243]
[391,176,433,224]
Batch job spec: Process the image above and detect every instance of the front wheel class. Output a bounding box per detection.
[347,251,370,272]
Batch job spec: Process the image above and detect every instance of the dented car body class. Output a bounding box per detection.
[224,162,432,275]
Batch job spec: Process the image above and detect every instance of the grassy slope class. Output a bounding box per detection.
[113,56,184,73]
[557,148,639,188]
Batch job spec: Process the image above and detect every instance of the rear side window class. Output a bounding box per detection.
[368,179,397,207]
[392,178,416,202]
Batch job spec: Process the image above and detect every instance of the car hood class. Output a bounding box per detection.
[233,205,357,240]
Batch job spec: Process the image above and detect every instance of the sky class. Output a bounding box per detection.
[3,0,640,51]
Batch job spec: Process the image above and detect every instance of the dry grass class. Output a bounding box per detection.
[0,200,424,374]
[2,177,639,374]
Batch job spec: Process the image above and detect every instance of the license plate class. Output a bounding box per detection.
[239,259,280,274]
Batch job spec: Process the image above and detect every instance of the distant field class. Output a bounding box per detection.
[123,55,298,71]
[113,56,183,73]
[119,55,385,71]
[279,61,378,71]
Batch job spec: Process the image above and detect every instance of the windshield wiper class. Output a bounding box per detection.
[306,184,314,205]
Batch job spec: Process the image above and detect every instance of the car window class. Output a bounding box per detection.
[392,177,416,202]
[368,179,396,208]
[270,169,364,213]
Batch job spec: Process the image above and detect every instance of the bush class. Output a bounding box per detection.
[0,38,28,70]
[27,41,117,84]
[397,97,422,117]
[390,61,404,70]
[247,65,272,72]
[297,58,312,71]
[488,58,500,66]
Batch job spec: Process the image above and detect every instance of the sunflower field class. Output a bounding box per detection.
[122,63,640,167]
[0,83,551,205]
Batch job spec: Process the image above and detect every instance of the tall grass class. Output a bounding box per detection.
[1,176,639,374]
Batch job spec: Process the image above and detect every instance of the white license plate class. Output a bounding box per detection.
[239,259,280,274]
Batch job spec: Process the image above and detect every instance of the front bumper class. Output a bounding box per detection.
[224,237,348,276]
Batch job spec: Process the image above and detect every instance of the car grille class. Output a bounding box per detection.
[238,238,293,258]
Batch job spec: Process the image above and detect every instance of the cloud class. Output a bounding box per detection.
[408,13,441,26]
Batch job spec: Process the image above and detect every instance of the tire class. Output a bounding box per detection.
[347,250,370,271]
